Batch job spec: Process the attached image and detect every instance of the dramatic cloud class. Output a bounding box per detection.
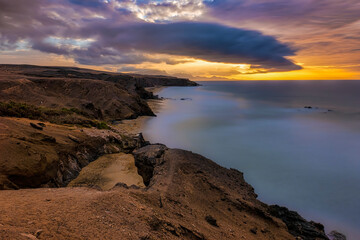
[205,0,360,30]
[203,0,360,77]
[2,0,359,79]
[0,0,301,72]
[75,22,300,70]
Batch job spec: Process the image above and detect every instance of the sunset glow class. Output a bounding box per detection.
[1,0,359,80]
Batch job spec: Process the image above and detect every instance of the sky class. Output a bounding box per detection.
[0,0,359,80]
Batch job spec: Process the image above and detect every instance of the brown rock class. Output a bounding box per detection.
[30,123,43,130]
[205,215,218,227]
[68,134,80,143]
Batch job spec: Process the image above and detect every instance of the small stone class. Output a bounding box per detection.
[114,182,129,189]
[159,196,163,208]
[30,123,43,130]
[68,134,80,143]
[37,123,46,127]
[205,215,218,227]
[41,135,56,143]
[250,227,257,234]
[34,229,43,238]
[20,233,37,240]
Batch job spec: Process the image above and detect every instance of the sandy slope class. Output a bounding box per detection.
[68,153,145,190]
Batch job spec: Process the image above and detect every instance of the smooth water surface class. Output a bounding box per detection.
[143,81,360,239]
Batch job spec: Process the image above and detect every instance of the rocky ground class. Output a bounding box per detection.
[0,65,333,239]
[0,142,330,240]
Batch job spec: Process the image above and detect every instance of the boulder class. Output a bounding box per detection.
[30,122,43,130]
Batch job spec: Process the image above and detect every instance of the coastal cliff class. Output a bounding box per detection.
[0,65,197,122]
[0,65,330,240]
[0,64,197,189]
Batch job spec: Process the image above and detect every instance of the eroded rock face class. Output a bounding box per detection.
[133,144,168,186]
[0,117,147,190]
[52,132,148,188]
[269,205,329,240]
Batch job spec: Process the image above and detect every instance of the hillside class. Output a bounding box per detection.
[0,64,197,123]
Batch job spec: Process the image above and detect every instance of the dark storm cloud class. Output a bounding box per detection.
[32,41,71,55]
[0,0,301,71]
[84,22,300,70]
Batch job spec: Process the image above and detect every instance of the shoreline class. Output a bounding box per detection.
[113,95,165,136]
[145,82,359,239]
[129,86,347,239]
[0,66,335,240]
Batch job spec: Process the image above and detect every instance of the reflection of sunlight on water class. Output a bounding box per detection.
[144,82,360,239]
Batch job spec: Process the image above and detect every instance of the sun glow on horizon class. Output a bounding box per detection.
[1,0,359,81]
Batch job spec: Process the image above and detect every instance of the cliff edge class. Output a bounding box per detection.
[0,65,331,240]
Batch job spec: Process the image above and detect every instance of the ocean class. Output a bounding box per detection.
[142,81,360,239]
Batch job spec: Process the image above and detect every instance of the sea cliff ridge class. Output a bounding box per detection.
[0,65,333,240]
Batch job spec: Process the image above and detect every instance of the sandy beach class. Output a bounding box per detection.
[114,98,164,135]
